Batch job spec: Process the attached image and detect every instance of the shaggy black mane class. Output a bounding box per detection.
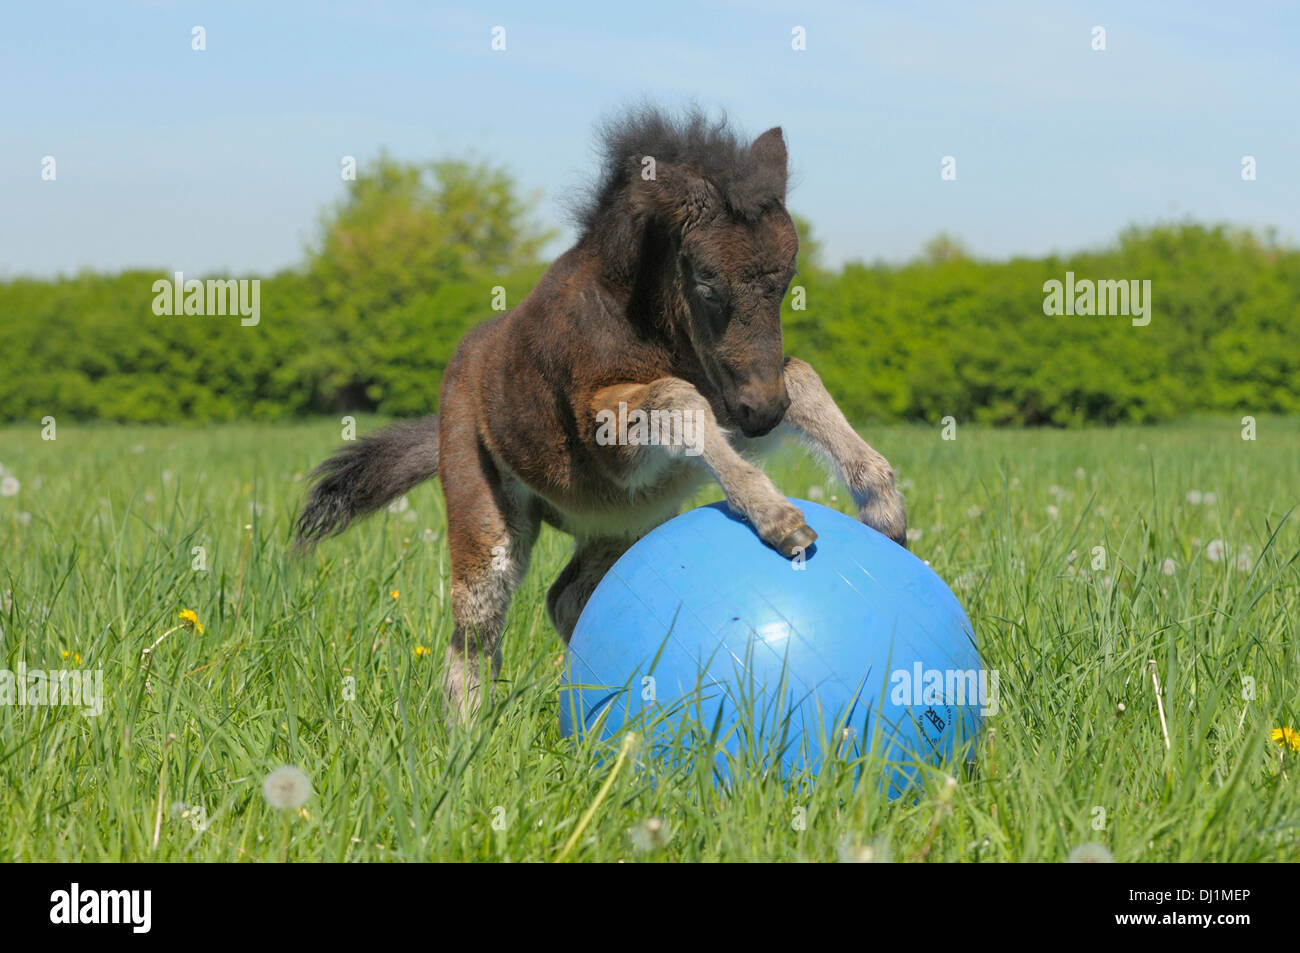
[573,105,787,236]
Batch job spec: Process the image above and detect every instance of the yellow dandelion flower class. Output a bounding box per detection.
[413,645,430,657]
[390,589,400,600]
[1271,727,1300,753]
[177,609,204,635]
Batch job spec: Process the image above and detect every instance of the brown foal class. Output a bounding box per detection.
[295,108,906,721]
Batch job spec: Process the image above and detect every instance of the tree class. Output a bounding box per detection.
[921,232,970,264]
[306,155,553,311]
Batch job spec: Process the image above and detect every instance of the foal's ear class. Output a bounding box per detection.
[629,157,719,233]
[750,127,788,176]
[748,127,788,204]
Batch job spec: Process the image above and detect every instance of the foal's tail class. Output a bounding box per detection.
[293,415,440,549]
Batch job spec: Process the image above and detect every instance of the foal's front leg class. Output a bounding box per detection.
[590,379,815,557]
[781,357,907,546]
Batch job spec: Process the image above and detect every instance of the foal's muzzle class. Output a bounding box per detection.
[734,388,791,438]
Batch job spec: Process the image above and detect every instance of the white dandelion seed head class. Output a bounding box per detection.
[837,837,891,863]
[0,476,19,498]
[1203,491,1217,505]
[1046,505,1060,520]
[628,817,668,852]
[262,765,312,810]
[1075,467,1086,480]
[1185,490,1203,505]
[966,505,982,519]
[906,528,923,542]
[16,512,31,527]
[806,485,825,501]
[401,510,417,523]
[421,528,439,542]
[1234,546,1253,571]
[1206,539,1226,563]
[387,495,410,514]
[1161,558,1176,576]
[1067,843,1114,863]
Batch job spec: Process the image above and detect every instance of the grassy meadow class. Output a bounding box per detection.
[0,417,1297,862]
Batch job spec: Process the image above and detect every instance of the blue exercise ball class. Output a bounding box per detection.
[559,499,985,793]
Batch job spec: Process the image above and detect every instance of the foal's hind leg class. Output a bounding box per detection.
[546,536,636,642]
[440,430,539,722]
[781,357,907,546]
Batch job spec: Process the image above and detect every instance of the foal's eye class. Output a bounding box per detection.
[695,283,718,302]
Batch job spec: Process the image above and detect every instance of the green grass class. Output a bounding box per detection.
[1,418,1298,862]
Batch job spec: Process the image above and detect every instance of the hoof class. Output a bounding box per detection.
[777,523,817,558]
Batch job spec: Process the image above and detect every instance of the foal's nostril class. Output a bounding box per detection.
[737,399,784,437]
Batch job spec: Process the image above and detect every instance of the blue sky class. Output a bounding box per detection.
[3,0,1297,278]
